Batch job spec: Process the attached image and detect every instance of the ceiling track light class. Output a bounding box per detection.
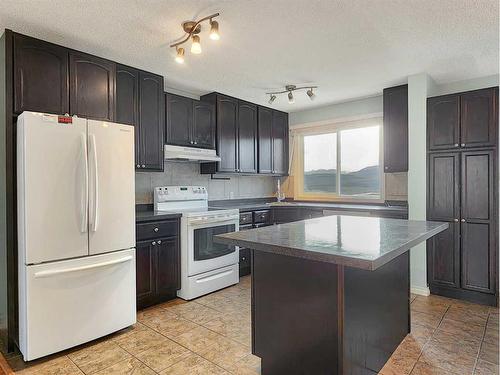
[266,84,318,105]
[171,13,220,64]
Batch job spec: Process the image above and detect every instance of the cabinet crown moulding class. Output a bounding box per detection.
[170,13,221,64]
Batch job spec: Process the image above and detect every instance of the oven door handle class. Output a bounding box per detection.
[188,217,239,225]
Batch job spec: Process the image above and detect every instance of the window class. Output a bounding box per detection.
[295,118,383,201]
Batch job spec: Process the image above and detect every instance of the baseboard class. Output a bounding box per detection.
[410,285,430,296]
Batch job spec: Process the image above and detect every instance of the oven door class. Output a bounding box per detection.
[187,217,239,276]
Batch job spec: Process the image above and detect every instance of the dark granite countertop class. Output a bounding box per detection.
[209,198,407,215]
[135,204,181,223]
[215,215,447,270]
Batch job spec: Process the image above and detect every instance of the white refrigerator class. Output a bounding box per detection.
[17,111,136,361]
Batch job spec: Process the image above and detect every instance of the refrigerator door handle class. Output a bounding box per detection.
[80,134,88,233]
[89,134,99,232]
[33,255,133,278]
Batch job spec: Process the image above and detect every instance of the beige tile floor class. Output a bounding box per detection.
[3,275,499,375]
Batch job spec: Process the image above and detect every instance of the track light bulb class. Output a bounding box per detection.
[269,95,276,104]
[175,47,185,64]
[209,20,220,40]
[191,35,202,54]
[306,88,315,101]
[288,91,294,104]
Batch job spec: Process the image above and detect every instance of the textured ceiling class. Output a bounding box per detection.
[0,0,498,112]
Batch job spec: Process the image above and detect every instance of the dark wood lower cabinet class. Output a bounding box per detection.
[427,222,460,289]
[136,219,180,309]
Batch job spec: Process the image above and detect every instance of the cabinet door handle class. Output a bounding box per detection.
[454,218,459,222]
[461,143,465,147]
[136,164,141,168]
[157,240,162,244]
[461,219,466,223]
[454,143,459,147]
[194,141,198,145]
[241,256,246,261]
[142,164,146,168]
[152,241,156,246]
[154,227,159,232]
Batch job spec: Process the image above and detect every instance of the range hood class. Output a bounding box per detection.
[164,144,221,162]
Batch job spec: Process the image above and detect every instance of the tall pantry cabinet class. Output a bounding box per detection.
[427,87,498,306]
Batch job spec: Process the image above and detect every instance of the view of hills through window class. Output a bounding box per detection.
[303,125,380,197]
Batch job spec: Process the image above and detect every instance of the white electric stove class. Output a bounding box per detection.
[154,186,240,300]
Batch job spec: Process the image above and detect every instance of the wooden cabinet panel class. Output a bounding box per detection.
[461,222,495,294]
[116,65,139,165]
[461,150,494,221]
[192,101,215,149]
[427,223,460,288]
[69,52,115,121]
[272,111,289,175]
[258,107,273,174]
[13,34,69,115]
[139,71,164,171]
[427,153,460,221]
[427,95,460,151]
[383,85,408,172]
[461,88,498,148]
[217,96,238,172]
[166,93,192,147]
[156,237,180,295]
[136,240,156,307]
[238,101,258,173]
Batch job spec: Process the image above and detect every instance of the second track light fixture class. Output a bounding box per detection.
[266,85,318,105]
[171,13,220,64]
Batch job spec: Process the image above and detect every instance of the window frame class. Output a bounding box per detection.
[293,117,385,203]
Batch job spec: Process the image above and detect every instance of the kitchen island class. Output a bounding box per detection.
[215,215,447,375]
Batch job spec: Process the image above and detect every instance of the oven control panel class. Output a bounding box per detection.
[154,186,208,203]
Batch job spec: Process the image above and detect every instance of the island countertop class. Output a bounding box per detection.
[215,215,448,270]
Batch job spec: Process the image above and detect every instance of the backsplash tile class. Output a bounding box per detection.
[136,162,277,204]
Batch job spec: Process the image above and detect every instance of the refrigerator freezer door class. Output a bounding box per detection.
[88,120,135,255]
[19,249,136,361]
[17,112,89,264]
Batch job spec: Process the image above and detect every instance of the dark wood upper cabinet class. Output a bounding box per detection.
[166,93,192,147]
[69,52,115,121]
[272,110,289,175]
[116,65,139,164]
[192,101,215,149]
[139,71,164,171]
[427,95,460,150]
[427,152,460,221]
[428,87,498,151]
[258,107,273,174]
[383,85,408,172]
[116,65,139,126]
[461,88,498,148]
[216,95,239,172]
[237,101,258,173]
[155,237,180,295]
[13,34,69,115]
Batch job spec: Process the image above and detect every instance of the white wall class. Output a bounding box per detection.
[407,73,433,295]
[136,162,277,204]
[289,95,383,125]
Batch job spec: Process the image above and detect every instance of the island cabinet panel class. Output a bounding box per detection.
[383,84,408,172]
[237,101,258,173]
[251,251,409,375]
[139,71,164,171]
[69,52,115,121]
[257,107,273,174]
[192,100,215,149]
[13,34,69,115]
[427,95,460,150]
[166,93,193,147]
[461,88,498,148]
